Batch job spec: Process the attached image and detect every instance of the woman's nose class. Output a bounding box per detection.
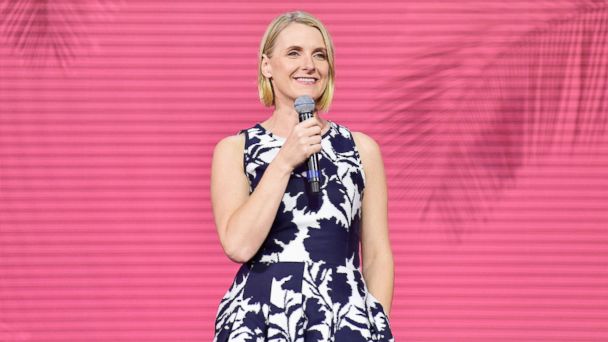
[301,54,315,71]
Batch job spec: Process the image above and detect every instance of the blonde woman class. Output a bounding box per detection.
[211,10,394,341]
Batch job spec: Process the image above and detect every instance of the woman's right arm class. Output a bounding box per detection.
[211,134,292,263]
[210,118,323,263]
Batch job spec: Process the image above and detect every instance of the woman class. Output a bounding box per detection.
[211,10,394,341]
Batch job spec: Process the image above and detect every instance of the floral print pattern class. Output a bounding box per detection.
[213,120,394,341]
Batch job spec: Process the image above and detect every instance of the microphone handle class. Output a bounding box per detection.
[307,152,320,193]
[298,112,321,193]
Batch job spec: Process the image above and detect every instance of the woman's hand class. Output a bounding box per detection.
[275,117,323,172]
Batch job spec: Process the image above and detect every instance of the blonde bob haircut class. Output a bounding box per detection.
[258,11,335,113]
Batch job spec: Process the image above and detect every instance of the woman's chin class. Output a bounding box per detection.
[291,91,320,100]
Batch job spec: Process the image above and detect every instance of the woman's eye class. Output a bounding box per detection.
[287,51,325,59]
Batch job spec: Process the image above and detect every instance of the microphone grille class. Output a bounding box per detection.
[294,95,315,114]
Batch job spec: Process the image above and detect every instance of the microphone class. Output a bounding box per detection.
[294,95,321,193]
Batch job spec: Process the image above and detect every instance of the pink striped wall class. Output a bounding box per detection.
[1,1,608,341]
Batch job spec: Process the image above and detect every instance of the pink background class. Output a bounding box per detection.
[1,1,607,341]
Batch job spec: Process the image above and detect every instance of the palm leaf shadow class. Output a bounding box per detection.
[0,0,121,68]
[375,1,608,239]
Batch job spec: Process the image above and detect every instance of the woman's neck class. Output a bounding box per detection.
[263,105,325,138]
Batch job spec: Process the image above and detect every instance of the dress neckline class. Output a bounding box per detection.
[255,120,333,142]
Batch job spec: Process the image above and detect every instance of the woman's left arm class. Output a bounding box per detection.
[352,132,394,317]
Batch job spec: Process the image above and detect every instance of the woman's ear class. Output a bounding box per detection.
[261,54,272,79]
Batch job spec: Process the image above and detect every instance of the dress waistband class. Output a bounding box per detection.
[246,256,361,272]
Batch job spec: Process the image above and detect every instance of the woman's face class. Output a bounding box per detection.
[262,23,329,107]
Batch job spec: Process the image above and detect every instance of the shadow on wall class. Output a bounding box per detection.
[0,0,122,68]
[373,1,608,238]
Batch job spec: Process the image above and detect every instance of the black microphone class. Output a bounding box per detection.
[294,95,321,193]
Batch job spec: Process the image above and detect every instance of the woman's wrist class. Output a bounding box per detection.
[270,155,294,176]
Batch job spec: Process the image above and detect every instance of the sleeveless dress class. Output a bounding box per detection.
[213,120,395,342]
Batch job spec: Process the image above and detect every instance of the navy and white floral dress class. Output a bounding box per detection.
[213,120,394,341]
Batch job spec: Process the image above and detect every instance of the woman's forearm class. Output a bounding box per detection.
[363,253,395,317]
[224,157,293,263]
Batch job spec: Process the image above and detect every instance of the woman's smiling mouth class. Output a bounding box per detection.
[294,77,318,85]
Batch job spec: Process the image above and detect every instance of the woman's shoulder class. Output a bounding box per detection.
[351,130,380,155]
[350,130,383,175]
[213,130,246,157]
[328,120,381,158]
